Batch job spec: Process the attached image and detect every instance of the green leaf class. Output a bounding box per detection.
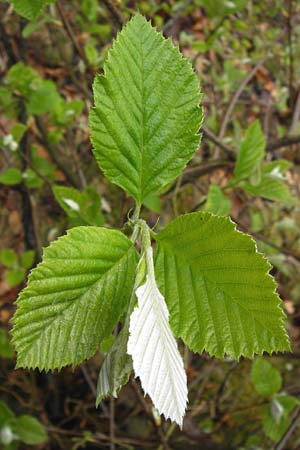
[96,324,132,406]
[244,175,292,201]
[0,401,14,424]
[6,268,25,287]
[90,14,203,204]
[85,43,100,67]
[12,227,138,370]
[251,359,282,396]
[0,168,22,186]
[262,395,299,441]
[0,249,17,268]
[51,99,84,126]
[27,80,61,115]
[142,193,161,214]
[6,63,40,97]
[0,402,15,447]
[263,159,292,175]
[0,329,15,359]
[31,146,56,182]
[97,253,147,405]
[9,0,51,20]
[23,168,43,189]
[20,250,35,269]
[52,185,104,226]
[154,212,290,359]
[199,0,248,18]
[10,123,27,142]
[52,185,86,218]
[13,416,47,445]
[204,184,231,216]
[232,120,265,183]
[0,87,18,119]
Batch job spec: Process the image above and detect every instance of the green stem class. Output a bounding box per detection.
[139,219,151,254]
[130,204,141,243]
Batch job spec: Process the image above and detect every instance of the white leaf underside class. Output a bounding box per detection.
[127,248,187,426]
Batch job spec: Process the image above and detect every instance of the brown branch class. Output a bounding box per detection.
[202,125,235,160]
[109,398,116,450]
[266,134,300,151]
[289,87,300,135]
[234,219,300,262]
[0,20,39,256]
[56,0,94,74]
[216,55,267,151]
[162,0,194,34]
[17,102,40,258]
[35,116,80,188]
[204,125,300,156]
[182,160,233,185]
[102,0,124,29]
[215,28,287,158]
[130,378,168,449]
[287,0,294,100]
[0,19,18,64]
[274,407,300,450]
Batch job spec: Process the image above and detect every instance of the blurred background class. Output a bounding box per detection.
[0,0,300,449]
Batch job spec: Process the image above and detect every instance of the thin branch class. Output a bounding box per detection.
[130,378,167,449]
[162,0,194,34]
[204,125,300,155]
[109,398,116,450]
[234,220,300,262]
[266,134,300,152]
[56,0,94,74]
[182,160,233,185]
[202,125,235,160]
[289,87,300,135]
[102,0,124,29]
[0,19,18,64]
[287,0,294,100]
[80,365,97,397]
[214,362,237,418]
[215,28,287,158]
[217,55,267,147]
[18,104,39,254]
[274,407,300,450]
[35,116,80,188]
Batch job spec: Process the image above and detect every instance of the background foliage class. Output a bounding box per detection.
[0,0,300,449]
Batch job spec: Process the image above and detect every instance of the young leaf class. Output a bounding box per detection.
[262,395,299,441]
[90,14,202,204]
[0,168,22,186]
[0,249,17,268]
[263,159,292,175]
[251,359,282,396]
[154,212,290,359]
[204,184,231,216]
[52,185,104,226]
[97,252,147,405]
[12,227,138,370]
[232,120,265,183]
[128,248,188,427]
[6,268,25,287]
[244,175,292,201]
[0,329,15,359]
[27,80,61,115]
[20,250,35,270]
[9,0,51,20]
[13,416,48,445]
[0,400,14,423]
[96,324,132,406]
